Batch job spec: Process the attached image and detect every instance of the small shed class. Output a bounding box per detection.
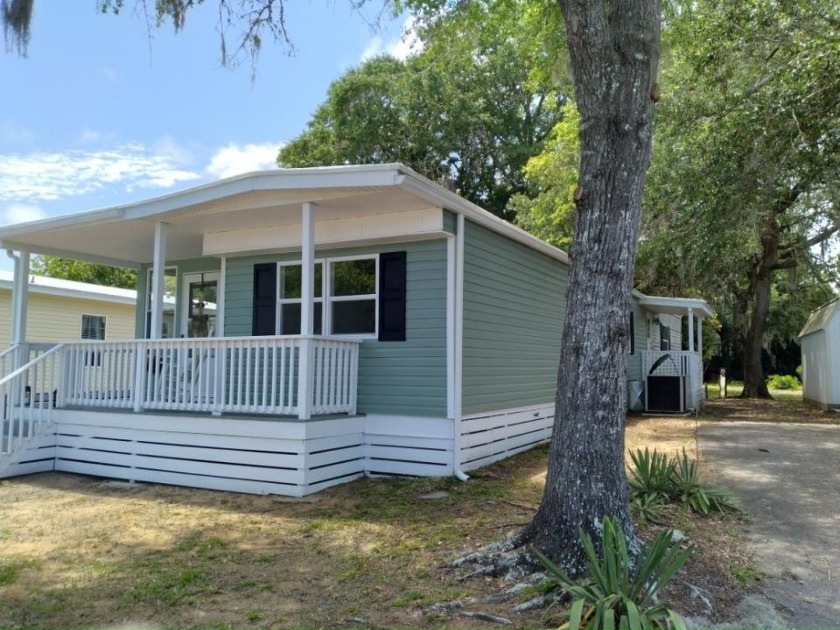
[799,298,840,409]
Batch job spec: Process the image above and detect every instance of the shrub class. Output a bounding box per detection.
[766,374,801,390]
[670,449,737,516]
[628,448,737,516]
[534,517,693,630]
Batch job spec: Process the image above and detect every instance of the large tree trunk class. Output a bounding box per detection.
[740,188,801,398]
[517,0,661,574]
[740,268,773,399]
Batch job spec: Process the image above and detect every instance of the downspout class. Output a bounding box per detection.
[453,213,468,481]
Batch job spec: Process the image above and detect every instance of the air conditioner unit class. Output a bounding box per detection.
[645,375,686,413]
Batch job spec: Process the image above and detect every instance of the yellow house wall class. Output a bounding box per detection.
[0,288,136,345]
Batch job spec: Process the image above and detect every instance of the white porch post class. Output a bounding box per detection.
[10,249,30,346]
[687,307,695,353]
[298,202,315,420]
[697,316,704,356]
[150,222,168,340]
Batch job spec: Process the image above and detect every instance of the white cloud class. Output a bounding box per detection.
[0,144,202,202]
[0,203,47,226]
[360,17,423,62]
[205,142,281,179]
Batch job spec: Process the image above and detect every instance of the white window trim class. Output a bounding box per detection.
[80,313,107,340]
[275,254,379,338]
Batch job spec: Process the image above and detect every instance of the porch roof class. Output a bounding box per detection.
[0,163,570,268]
[636,293,715,318]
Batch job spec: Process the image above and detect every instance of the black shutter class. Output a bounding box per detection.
[378,251,407,341]
[252,263,277,336]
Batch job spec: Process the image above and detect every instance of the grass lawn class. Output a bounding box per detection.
[1,397,833,628]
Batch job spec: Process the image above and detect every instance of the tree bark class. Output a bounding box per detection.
[517,0,661,574]
[740,187,802,399]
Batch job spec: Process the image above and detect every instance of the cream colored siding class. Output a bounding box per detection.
[0,289,135,344]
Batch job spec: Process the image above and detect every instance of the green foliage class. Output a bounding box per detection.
[628,448,737,517]
[279,0,569,220]
[766,374,801,391]
[509,101,579,250]
[627,448,675,524]
[31,255,137,290]
[636,0,840,390]
[534,517,693,630]
[670,450,737,516]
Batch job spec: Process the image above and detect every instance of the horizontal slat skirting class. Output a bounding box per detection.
[366,459,450,477]
[366,444,451,466]
[1,458,54,478]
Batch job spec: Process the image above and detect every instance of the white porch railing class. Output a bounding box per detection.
[59,336,359,418]
[641,350,704,410]
[0,344,62,456]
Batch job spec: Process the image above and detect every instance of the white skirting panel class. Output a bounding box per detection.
[459,403,554,472]
[0,431,56,479]
[363,415,454,477]
[52,410,366,496]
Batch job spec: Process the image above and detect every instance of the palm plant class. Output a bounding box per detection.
[534,517,693,630]
[670,449,737,515]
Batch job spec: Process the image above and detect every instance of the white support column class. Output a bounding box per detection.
[298,202,315,420]
[697,316,704,356]
[300,203,315,336]
[217,257,227,338]
[150,223,168,340]
[10,249,30,345]
[687,307,695,353]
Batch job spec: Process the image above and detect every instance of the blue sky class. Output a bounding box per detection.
[0,2,415,264]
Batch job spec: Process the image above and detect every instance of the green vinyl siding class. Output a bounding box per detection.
[135,258,222,339]
[224,240,448,417]
[462,221,568,415]
[443,209,457,234]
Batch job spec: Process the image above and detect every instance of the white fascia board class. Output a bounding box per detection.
[395,169,571,266]
[637,295,715,318]
[0,207,125,241]
[124,164,407,221]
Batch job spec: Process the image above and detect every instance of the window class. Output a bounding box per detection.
[329,258,376,335]
[274,256,377,336]
[278,262,324,334]
[81,314,106,340]
[81,314,106,366]
[659,323,671,351]
[628,312,635,355]
[253,252,405,340]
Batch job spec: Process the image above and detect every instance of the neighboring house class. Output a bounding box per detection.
[0,271,136,345]
[799,298,840,410]
[0,164,713,495]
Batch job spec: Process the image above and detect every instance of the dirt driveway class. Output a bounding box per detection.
[700,420,840,628]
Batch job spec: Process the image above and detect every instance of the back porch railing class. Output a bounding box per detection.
[641,350,704,410]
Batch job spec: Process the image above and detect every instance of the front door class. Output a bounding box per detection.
[182,272,220,338]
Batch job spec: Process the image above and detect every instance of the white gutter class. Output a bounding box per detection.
[453,213,468,482]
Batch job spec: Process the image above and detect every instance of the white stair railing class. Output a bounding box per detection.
[0,343,63,456]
